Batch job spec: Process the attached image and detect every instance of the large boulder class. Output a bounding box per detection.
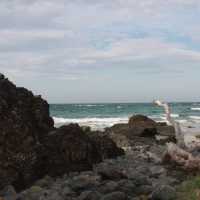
[106,115,176,149]
[0,74,54,190]
[128,115,157,137]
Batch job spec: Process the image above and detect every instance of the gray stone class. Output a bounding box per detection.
[69,174,100,191]
[96,164,127,181]
[77,191,101,200]
[151,185,176,200]
[100,192,127,200]
[98,181,119,194]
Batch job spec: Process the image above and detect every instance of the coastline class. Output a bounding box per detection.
[0,74,200,200]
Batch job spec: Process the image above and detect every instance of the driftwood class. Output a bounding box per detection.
[154,100,200,171]
[154,100,185,148]
[163,143,200,172]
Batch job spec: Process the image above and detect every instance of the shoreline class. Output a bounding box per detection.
[0,74,200,200]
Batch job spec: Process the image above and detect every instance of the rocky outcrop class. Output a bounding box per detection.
[42,124,102,176]
[128,115,157,137]
[0,74,124,191]
[41,124,124,177]
[106,115,176,149]
[0,74,54,190]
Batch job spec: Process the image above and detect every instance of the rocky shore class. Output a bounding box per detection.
[0,74,194,200]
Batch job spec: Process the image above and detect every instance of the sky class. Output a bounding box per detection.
[0,0,200,103]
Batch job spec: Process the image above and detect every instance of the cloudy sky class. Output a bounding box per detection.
[1,0,200,103]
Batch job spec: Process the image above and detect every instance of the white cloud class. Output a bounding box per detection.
[0,0,200,80]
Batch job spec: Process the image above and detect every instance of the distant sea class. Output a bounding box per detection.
[50,103,200,132]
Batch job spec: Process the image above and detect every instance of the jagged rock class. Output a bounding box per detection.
[88,132,124,159]
[42,124,102,176]
[128,115,157,137]
[0,75,54,190]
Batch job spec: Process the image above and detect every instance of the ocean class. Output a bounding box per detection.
[50,102,200,132]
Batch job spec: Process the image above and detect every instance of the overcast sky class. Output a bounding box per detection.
[1,0,200,103]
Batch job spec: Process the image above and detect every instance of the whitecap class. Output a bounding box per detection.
[191,108,200,111]
[53,116,129,130]
[189,116,200,120]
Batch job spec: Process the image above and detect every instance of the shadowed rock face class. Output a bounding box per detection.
[41,124,124,177]
[42,124,102,176]
[88,132,124,160]
[0,74,54,190]
[0,74,124,191]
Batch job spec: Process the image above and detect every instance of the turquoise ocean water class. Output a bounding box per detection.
[50,102,200,130]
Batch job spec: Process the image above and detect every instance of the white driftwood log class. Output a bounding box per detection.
[154,100,185,148]
[154,100,200,171]
[163,142,200,171]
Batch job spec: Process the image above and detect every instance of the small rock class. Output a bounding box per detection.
[96,165,127,181]
[151,185,176,200]
[100,192,127,200]
[77,191,101,200]
[98,181,119,194]
[149,166,166,178]
[0,185,17,200]
[129,173,150,186]
[34,176,54,188]
[69,174,100,191]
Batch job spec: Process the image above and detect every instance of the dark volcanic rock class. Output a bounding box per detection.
[42,124,124,177]
[42,124,102,176]
[0,74,124,191]
[0,74,54,190]
[88,132,124,159]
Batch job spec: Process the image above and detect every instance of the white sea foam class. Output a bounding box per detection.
[53,116,129,130]
[191,108,200,111]
[53,113,194,131]
[189,116,200,120]
[75,104,104,107]
[171,114,179,118]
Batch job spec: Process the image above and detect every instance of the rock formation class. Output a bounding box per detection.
[0,74,124,191]
[0,74,54,190]
[106,115,176,149]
